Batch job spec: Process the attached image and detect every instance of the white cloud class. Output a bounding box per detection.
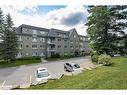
[1,5,89,35]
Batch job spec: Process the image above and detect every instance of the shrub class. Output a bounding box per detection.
[90,51,99,63]
[98,54,112,66]
[50,53,60,58]
[17,56,41,60]
[91,54,98,63]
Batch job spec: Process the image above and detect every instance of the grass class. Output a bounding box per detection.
[0,57,41,68]
[28,57,127,89]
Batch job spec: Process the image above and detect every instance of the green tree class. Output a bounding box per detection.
[87,6,127,55]
[0,8,5,59]
[1,14,18,63]
[109,6,127,54]
[87,6,115,55]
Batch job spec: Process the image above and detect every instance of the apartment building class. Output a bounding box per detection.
[16,24,91,58]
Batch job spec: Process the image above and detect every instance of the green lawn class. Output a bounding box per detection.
[0,57,41,68]
[28,57,127,89]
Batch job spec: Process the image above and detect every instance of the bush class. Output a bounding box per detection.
[90,51,99,63]
[50,53,60,58]
[91,54,98,63]
[17,56,41,60]
[98,54,112,66]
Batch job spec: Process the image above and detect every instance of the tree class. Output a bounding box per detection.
[87,6,116,55]
[109,6,127,55]
[0,8,5,59]
[86,6,127,55]
[1,14,18,63]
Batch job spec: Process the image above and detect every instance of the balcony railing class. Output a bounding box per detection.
[47,40,55,44]
[47,48,56,51]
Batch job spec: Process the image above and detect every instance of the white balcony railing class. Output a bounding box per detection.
[47,48,56,51]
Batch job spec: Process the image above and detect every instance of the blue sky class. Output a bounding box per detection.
[1,5,89,35]
[18,5,67,15]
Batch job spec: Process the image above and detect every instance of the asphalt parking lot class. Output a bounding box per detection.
[0,56,94,89]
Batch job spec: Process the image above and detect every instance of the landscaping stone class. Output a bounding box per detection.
[1,85,20,90]
[85,67,92,70]
[20,83,31,88]
[37,79,48,85]
[64,71,73,76]
[50,74,64,79]
[72,70,82,75]
[64,70,82,76]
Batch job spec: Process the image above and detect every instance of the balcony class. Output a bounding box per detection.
[47,48,56,51]
[47,40,55,44]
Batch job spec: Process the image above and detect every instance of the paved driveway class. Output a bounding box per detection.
[0,56,94,89]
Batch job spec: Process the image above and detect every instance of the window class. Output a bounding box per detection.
[17,52,22,58]
[32,45,37,49]
[74,35,76,38]
[70,46,73,49]
[37,71,49,78]
[40,45,44,49]
[73,64,80,69]
[26,45,29,48]
[70,40,73,43]
[58,38,61,41]
[64,39,68,42]
[27,37,29,40]
[64,46,67,48]
[57,33,60,36]
[40,52,44,56]
[83,38,85,41]
[58,45,61,48]
[63,34,66,38]
[32,30,37,35]
[19,44,22,49]
[26,53,29,56]
[22,28,28,33]
[32,37,37,42]
[40,31,45,34]
[18,36,23,41]
[32,52,37,56]
[40,38,45,42]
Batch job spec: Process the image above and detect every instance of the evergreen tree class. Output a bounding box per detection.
[87,6,116,55]
[109,6,127,54]
[87,5,127,55]
[1,14,18,63]
[0,8,5,59]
